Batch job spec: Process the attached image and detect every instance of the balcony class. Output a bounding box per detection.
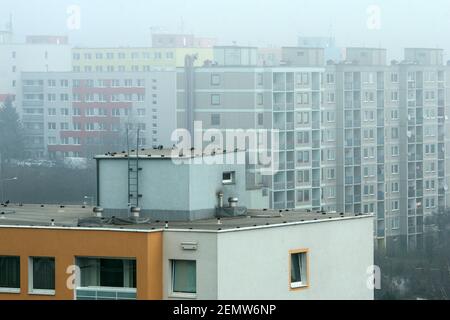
[273,103,285,111]
[286,160,295,170]
[273,83,285,91]
[273,122,285,130]
[273,181,286,190]
[274,201,286,209]
[286,122,294,131]
[75,257,136,300]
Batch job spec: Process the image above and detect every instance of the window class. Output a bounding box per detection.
[73,108,81,116]
[297,151,310,164]
[0,256,20,292]
[391,73,399,83]
[327,92,335,103]
[257,93,264,105]
[392,164,399,174]
[29,257,55,294]
[391,110,399,120]
[76,258,136,292]
[73,123,82,131]
[327,168,335,180]
[391,146,399,157]
[328,187,336,198]
[296,131,309,144]
[211,94,221,105]
[326,111,335,122]
[211,114,220,126]
[392,182,399,192]
[290,250,308,289]
[48,137,56,145]
[48,108,56,116]
[391,217,400,230]
[171,260,196,294]
[297,190,310,203]
[296,93,309,105]
[297,170,310,183]
[296,112,309,125]
[327,149,335,161]
[326,73,334,84]
[425,144,436,155]
[391,128,399,139]
[391,91,399,101]
[257,73,264,86]
[211,74,221,85]
[297,73,309,85]
[392,200,399,211]
[222,171,235,185]
[257,113,264,126]
[364,185,375,196]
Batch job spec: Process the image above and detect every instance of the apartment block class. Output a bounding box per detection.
[177,47,337,213]
[17,71,177,159]
[71,47,213,72]
[0,36,71,99]
[0,149,374,300]
[151,33,217,48]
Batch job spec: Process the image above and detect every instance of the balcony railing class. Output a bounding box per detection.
[75,287,137,300]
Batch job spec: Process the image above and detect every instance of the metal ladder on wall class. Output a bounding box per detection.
[127,128,142,208]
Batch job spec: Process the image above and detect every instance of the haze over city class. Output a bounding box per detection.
[2,0,450,59]
[1,0,450,306]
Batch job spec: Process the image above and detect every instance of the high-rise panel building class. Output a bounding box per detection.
[71,47,213,72]
[17,71,177,159]
[0,36,72,101]
[177,46,450,251]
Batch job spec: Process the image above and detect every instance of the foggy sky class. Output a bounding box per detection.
[2,0,450,60]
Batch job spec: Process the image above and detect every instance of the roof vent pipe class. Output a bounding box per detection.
[217,191,224,208]
[130,207,141,218]
[228,197,238,208]
[93,207,104,218]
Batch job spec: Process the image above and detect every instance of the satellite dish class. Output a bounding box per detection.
[444,184,448,191]
[407,131,412,138]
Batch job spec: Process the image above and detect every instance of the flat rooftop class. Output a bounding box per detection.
[0,204,372,233]
[94,147,244,160]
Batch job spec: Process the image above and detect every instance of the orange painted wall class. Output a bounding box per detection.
[0,227,163,300]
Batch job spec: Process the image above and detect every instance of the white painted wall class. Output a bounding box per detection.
[216,216,374,300]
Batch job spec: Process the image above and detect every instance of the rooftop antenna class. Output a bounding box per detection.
[8,13,13,33]
[180,16,185,34]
